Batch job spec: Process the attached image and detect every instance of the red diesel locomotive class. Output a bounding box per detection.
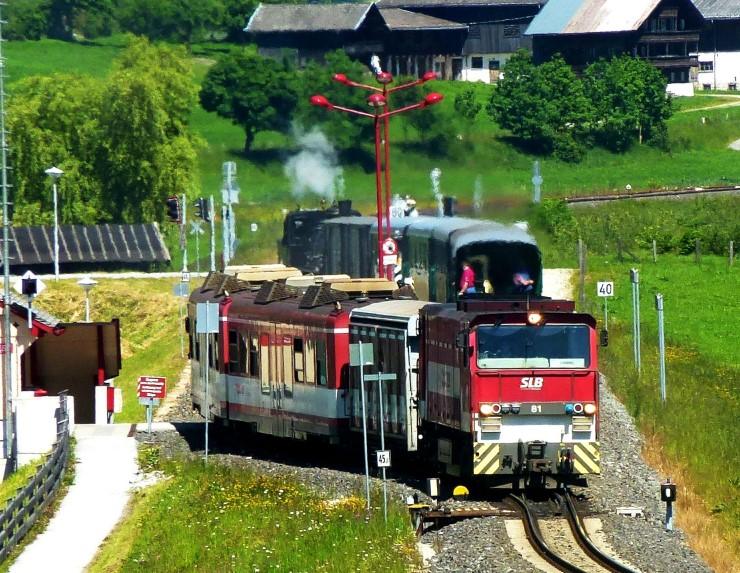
[188,270,601,489]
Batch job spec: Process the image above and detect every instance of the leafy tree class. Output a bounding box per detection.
[583,56,672,152]
[116,0,223,43]
[221,0,258,42]
[5,0,49,40]
[201,51,299,153]
[7,36,200,225]
[47,0,112,40]
[487,51,590,161]
[454,87,481,124]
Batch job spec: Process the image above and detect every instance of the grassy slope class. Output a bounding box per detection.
[34,279,186,422]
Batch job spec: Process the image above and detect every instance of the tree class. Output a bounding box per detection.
[116,0,223,43]
[583,56,672,152]
[200,51,299,153]
[6,0,49,40]
[7,36,200,225]
[487,51,590,161]
[47,0,111,40]
[454,88,481,125]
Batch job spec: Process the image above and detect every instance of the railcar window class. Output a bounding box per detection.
[249,336,259,377]
[316,339,327,386]
[476,324,590,369]
[228,330,239,373]
[238,333,247,374]
[294,338,305,383]
[305,339,316,384]
[208,334,220,369]
[282,339,293,396]
[260,339,270,394]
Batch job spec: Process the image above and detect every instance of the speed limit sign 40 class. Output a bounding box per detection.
[597,281,614,297]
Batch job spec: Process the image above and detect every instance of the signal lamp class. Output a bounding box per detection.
[367,93,387,108]
[511,403,521,414]
[165,195,181,223]
[376,71,393,84]
[501,403,511,414]
[573,403,584,414]
[479,403,494,416]
[422,92,443,107]
[492,403,502,415]
[565,403,574,414]
[422,71,438,82]
[584,403,597,415]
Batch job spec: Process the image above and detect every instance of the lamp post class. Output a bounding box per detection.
[45,167,63,280]
[311,71,442,278]
[77,276,97,322]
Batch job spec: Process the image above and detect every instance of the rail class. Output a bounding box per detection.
[0,392,70,563]
[564,184,740,204]
[507,493,588,573]
[558,491,639,573]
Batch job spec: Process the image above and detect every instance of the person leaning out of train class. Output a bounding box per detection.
[459,261,476,296]
[513,270,534,293]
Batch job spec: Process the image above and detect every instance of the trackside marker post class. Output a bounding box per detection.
[138,376,166,435]
[350,342,374,511]
[596,281,614,331]
[197,301,220,463]
[366,371,396,523]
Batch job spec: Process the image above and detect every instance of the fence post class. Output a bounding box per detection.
[730,240,735,266]
[652,239,657,263]
[578,239,586,307]
[655,294,666,403]
[695,238,701,264]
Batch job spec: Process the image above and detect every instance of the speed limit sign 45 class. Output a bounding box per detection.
[597,281,614,297]
[376,450,391,468]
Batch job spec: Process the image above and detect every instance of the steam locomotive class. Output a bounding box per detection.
[188,268,601,489]
[280,201,543,303]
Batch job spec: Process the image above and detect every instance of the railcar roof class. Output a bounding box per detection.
[351,299,431,319]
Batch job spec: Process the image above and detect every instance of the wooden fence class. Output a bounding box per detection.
[0,393,70,563]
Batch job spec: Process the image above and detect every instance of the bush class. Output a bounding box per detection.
[535,199,579,244]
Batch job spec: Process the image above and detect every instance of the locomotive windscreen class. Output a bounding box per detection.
[476,324,591,369]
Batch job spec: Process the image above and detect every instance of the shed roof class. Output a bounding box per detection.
[691,0,740,19]
[4,223,170,267]
[377,0,544,7]
[526,0,662,35]
[246,3,374,32]
[380,8,467,29]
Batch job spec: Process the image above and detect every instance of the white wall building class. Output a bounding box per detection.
[693,0,740,90]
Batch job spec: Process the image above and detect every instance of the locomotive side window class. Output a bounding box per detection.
[294,338,304,383]
[476,324,590,369]
[249,336,259,377]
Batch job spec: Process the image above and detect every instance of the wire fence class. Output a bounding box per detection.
[0,392,70,563]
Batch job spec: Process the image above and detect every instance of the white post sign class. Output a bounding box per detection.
[376,450,391,468]
[597,281,614,331]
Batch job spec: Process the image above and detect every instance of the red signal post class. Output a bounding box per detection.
[311,71,442,279]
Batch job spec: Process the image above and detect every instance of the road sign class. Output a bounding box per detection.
[137,376,166,399]
[349,342,374,366]
[196,302,219,334]
[382,238,397,256]
[13,270,46,296]
[597,281,614,297]
[376,450,391,468]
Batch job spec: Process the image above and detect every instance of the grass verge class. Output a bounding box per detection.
[89,446,419,572]
[583,255,739,572]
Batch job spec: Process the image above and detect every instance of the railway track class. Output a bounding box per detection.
[563,183,740,204]
[507,491,640,573]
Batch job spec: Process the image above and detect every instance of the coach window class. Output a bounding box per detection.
[294,338,305,383]
[316,339,327,386]
[249,336,259,377]
[282,337,293,396]
[238,333,247,374]
[228,330,239,373]
[260,334,270,394]
[304,339,316,384]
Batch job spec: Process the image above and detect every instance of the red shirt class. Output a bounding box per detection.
[459,266,475,291]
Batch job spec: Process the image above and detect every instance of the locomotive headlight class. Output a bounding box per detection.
[479,403,495,416]
[492,403,502,415]
[573,403,584,414]
[527,312,544,325]
[584,403,597,415]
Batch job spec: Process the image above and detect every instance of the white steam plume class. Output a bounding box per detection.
[370,54,383,75]
[430,167,443,217]
[284,126,343,204]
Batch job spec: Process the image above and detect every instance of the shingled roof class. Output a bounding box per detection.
[3,223,170,268]
[377,0,544,6]
[381,8,467,29]
[1,294,62,331]
[692,0,740,19]
[526,0,663,35]
[246,3,375,32]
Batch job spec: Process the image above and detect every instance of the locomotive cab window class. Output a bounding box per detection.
[476,324,590,369]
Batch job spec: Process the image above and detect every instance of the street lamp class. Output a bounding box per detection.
[311,71,442,278]
[45,166,63,280]
[77,275,97,322]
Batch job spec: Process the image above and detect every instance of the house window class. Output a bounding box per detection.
[503,25,520,38]
[471,57,483,69]
[488,59,500,70]
[700,61,713,72]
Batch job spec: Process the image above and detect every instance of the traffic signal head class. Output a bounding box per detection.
[166,196,181,223]
[194,198,210,222]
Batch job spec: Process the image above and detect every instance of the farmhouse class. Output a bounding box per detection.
[693,0,740,89]
[245,1,543,81]
[526,0,704,95]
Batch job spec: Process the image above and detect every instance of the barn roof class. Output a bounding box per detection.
[3,223,170,268]
[246,3,375,32]
[526,0,662,35]
[381,8,467,29]
[377,0,544,7]
[691,0,740,19]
